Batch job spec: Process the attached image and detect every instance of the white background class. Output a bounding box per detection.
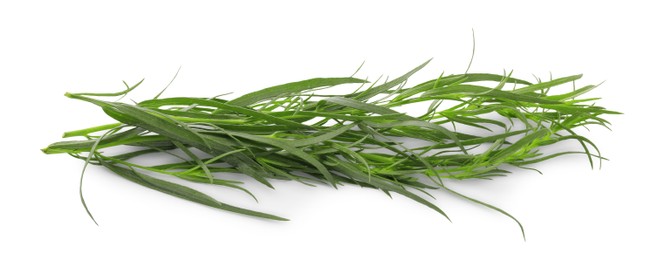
[2,0,663,259]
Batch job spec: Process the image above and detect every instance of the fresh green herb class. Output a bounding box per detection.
[42,60,618,239]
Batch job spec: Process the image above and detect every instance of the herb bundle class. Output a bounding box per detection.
[42,60,617,237]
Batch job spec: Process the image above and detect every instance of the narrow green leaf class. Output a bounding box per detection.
[227,77,368,107]
[98,158,288,221]
[512,74,582,94]
[352,59,431,101]
[442,185,525,240]
[292,123,356,147]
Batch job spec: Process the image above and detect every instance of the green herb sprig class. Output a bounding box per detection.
[42,60,618,238]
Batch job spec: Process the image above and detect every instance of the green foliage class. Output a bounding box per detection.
[43,61,618,239]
